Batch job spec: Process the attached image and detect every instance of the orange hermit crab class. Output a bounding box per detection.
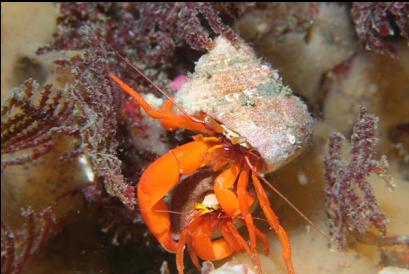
[110,36,313,274]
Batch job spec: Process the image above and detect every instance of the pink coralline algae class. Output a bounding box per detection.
[171,75,188,92]
[351,2,409,58]
[324,107,393,249]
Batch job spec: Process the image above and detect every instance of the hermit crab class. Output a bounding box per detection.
[110,36,313,274]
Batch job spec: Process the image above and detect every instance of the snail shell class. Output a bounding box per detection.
[176,36,314,174]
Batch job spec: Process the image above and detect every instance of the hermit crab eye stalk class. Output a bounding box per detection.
[220,125,250,147]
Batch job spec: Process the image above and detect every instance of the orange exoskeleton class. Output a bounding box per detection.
[110,36,314,274]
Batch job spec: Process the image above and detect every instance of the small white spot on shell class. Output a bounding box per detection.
[225,94,236,102]
[272,70,280,80]
[243,88,257,97]
[260,64,270,76]
[287,134,296,145]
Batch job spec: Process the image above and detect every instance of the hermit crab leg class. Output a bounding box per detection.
[176,218,197,274]
[220,222,244,252]
[237,166,262,273]
[187,243,201,270]
[159,99,174,111]
[176,228,188,274]
[224,221,252,258]
[254,226,270,255]
[251,172,295,274]
[213,164,241,217]
[110,74,208,133]
[137,140,214,252]
[189,218,234,261]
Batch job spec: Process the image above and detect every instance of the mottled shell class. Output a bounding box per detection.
[176,37,313,173]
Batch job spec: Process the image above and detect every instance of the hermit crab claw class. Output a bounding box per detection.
[136,140,214,252]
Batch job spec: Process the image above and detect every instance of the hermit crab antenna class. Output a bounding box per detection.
[111,49,206,125]
[244,156,330,240]
[258,175,331,241]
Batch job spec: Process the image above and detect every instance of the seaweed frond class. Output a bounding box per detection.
[39,3,241,64]
[1,79,79,168]
[82,181,143,246]
[351,2,409,58]
[1,207,58,274]
[246,3,319,39]
[67,35,137,209]
[324,107,393,249]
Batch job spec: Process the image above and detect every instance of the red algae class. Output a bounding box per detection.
[324,107,393,250]
[351,2,409,58]
[1,207,58,274]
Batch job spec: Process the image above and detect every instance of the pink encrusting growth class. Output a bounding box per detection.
[171,75,188,92]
